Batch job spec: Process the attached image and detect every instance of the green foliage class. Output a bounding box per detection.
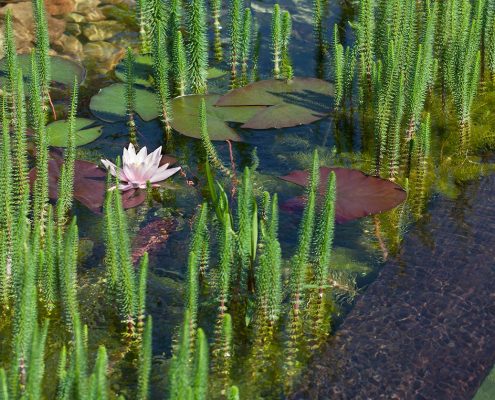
[56,78,79,227]
[137,317,152,400]
[280,11,293,80]
[168,312,192,400]
[240,8,252,86]
[186,0,209,94]
[193,328,209,400]
[229,0,244,87]
[89,346,109,400]
[357,0,375,86]
[172,30,188,97]
[137,252,149,334]
[136,0,152,54]
[32,0,51,102]
[212,0,223,61]
[125,48,138,145]
[228,386,240,400]
[271,4,282,79]
[152,24,173,138]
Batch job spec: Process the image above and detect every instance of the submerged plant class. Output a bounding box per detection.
[271,4,282,79]
[124,48,138,145]
[101,144,181,191]
[212,0,223,61]
[229,0,244,87]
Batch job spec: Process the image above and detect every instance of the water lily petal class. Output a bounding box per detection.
[149,166,181,183]
[136,146,148,164]
[101,159,127,181]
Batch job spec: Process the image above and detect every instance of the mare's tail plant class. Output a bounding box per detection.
[125,48,138,145]
[229,0,244,87]
[186,0,209,94]
[271,4,282,79]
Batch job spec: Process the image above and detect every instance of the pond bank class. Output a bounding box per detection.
[290,169,495,399]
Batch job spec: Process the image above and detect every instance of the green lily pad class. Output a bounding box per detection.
[0,55,85,88]
[207,67,227,79]
[89,83,160,123]
[170,94,267,141]
[47,118,103,147]
[115,54,154,88]
[215,77,334,129]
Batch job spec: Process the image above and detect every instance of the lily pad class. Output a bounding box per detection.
[0,55,85,88]
[114,55,227,87]
[47,118,103,147]
[170,94,266,141]
[89,83,160,123]
[215,77,334,129]
[207,67,227,79]
[115,54,154,88]
[279,167,407,223]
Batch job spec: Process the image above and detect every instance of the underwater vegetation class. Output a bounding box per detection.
[0,0,494,399]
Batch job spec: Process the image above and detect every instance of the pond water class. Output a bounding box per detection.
[2,0,495,398]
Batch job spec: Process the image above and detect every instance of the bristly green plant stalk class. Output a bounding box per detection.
[212,313,233,394]
[236,167,254,292]
[251,26,261,82]
[136,0,152,54]
[228,385,240,400]
[488,16,495,81]
[193,328,209,400]
[89,346,109,400]
[212,0,223,61]
[172,30,188,97]
[168,311,192,400]
[137,316,152,400]
[0,97,13,241]
[32,0,52,112]
[186,0,209,94]
[40,205,57,312]
[239,8,252,86]
[24,320,49,399]
[281,10,293,80]
[312,0,325,78]
[229,0,244,88]
[410,113,430,218]
[357,0,375,90]
[152,24,173,140]
[333,24,345,109]
[56,78,79,228]
[271,4,282,79]
[137,252,149,336]
[256,192,282,323]
[125,48,138,145]
[31,51,50,234]
[199,100,235,179]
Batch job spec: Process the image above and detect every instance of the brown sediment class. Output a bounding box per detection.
[290,171,495,400]
[131,218,178,264]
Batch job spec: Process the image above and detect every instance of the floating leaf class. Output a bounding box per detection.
[115,54,154,87]
[215,77,334,129]
[0,55,85,88]
[170,94,266,141]
[89,83,160,123]
[47,118,103,147]
[207,67,227,79]
[28,154,179,213]
[279,167,407,223]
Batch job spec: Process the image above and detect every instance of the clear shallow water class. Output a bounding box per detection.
[42,0,495,398]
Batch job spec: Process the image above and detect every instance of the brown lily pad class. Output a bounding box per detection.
[215,77,334,129]
[279,167,407,223]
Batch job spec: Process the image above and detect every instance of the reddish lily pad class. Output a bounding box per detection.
[279,167,407,223]
[215,78,334,129]
[28,154,178,213]
[170,94,266,141]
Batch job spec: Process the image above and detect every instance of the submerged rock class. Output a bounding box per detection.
[83,20,124,41]
[53,34,84,59]
[83,41,124,73]
[45,0,76,16]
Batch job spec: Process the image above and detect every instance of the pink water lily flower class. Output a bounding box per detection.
[101,143,181,191]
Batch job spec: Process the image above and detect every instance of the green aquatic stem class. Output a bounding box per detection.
[168,311,192,400]
[186,0,209,94]
[271,4,282,79]
[152,24,173,140]
[56,78,79,228]
[137,252,149,336]
[229,0,243,87]
[212,0,223,61]
[125,48,138,145]
[199,100,234,179]
[213,313,233,393]
[237,167,254,290]
[228,386,240,400]
[40,205,57,312]
[24,320,49,399]
[281,11,293,80]
[137,317,152,400]
[357,0,375,89]
[32,0,51,107]
[251,27,261,82]
[90,346,109,400]
[136,0,152,54]
[193,328,209,400]
[333,25,345,108]
[172,30,188,97]
[240,8,252,86]
[0,97,13,238]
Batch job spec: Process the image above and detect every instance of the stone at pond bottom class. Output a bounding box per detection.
[82,20,124,41]
[45,0,76,16]
[0,2,66,58]
[66,22,82,36]
[83,41,124,74]
[74,0,101,14]
[84,8,107,22]
[53,34,84,60]
[66,12,86,23]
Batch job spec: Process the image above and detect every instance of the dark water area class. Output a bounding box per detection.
[290,169,495,399]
